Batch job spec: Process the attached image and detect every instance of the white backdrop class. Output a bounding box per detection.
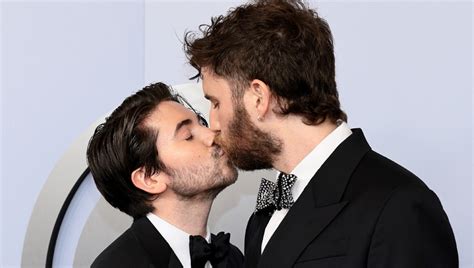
[1,1,472,267]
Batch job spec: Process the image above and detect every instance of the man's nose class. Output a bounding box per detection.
[200,127,216,147]
[209,109,221,132]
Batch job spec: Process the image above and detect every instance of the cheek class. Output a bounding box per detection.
[167,145,210,165]
[221,107,235,129]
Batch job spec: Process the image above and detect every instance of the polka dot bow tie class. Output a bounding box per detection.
[254,173,297,214]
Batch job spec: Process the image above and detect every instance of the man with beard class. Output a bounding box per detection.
[87,82,244,268]
[184,0,458,267]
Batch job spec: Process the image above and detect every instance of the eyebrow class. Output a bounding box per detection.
[204,94,217,102]
[174,118,193,137]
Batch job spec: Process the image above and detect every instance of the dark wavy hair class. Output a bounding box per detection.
[87,82,176,219]
[185,0,347,124]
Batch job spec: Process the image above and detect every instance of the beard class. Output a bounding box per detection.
[165,147,237,201]
[215,102,282,171]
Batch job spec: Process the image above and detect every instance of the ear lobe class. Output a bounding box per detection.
[131,167,167,195]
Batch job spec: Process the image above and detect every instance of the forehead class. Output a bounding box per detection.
[201,68,233,97]
[144,101,194,132]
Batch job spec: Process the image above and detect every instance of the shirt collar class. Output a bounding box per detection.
[146,212,210,268]
[277,121,352,201]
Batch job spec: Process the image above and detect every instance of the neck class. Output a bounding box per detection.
[152,194,213,237]
[272,118,337,173]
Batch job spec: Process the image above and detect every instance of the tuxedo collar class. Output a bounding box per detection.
[311,128,370,206]
[146,213,212,268]
[256,128,371,267]
[132,217,183,268]
[284,121,352,201]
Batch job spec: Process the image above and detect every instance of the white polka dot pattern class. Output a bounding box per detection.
[254,173,297,214]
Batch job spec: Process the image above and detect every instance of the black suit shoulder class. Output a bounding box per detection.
[346,149,453,230]
[91,225,151,268]
[344,150,432,203]
[359,150,427,187]
[348,150,458,267]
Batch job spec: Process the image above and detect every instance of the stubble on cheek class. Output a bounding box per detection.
[215,106,282,171]
[166,155,237,201]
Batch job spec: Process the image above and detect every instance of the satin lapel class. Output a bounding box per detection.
[168,254,182,268]
[258,129,370,267]
[258,194,348,268]
[244,211,272,268]
[132,217,183,268]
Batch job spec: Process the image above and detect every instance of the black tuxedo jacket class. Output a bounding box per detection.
[92,217,244,268]
[245,129,458,268]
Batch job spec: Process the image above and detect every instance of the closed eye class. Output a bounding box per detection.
[205,94,219,110]
[197,114,209,127]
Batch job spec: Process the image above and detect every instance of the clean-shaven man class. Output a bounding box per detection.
[184,0,458,267]
[87,82,244,268]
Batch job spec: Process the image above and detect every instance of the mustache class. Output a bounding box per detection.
[214,133,224,146]
[211,144,223,159]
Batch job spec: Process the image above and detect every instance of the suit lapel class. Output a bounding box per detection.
[132,217,183,268]
[258,129,371,267]
[245,211,272,267]
[259,195,348,267]
[168,254,182,268]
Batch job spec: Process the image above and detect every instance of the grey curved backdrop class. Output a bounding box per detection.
[1,1,472,267]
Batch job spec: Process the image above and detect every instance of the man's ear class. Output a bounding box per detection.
[131,167,167,195]
[248,79,272,121]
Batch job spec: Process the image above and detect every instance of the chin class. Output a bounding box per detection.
[221,169,238,185]
[218,156,236,174]
[233,161,271,171]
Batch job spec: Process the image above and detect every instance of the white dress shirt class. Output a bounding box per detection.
[261,122,352,252]
[147,213,212,268]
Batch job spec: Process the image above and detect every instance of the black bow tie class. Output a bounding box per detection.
[255,173,297,214]
[189,232,230,268]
